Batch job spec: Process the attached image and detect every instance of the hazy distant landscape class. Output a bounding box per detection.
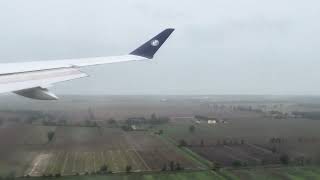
[1,95,320,179]
[1,0,319,179]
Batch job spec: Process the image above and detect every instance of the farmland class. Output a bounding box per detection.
[0,124,202,177]
[155,108,320,167]
[1,95,320,179]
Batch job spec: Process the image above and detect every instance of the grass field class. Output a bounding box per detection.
[223,166,320,180]
[17,167,320,180]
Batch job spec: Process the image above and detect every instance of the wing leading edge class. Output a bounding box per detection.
[0,28,174,100]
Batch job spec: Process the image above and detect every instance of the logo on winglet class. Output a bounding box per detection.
[151,39,159,47]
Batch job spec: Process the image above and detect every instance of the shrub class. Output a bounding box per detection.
[47,131,55,142]
[189,125,195,133]
[212,163,221,171]
[232,160,242,167]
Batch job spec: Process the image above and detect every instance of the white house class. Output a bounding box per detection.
[208,120,217,124]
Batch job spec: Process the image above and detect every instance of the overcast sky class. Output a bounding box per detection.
[0,0,320,95]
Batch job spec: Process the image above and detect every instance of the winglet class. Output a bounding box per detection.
[130,28,174,59]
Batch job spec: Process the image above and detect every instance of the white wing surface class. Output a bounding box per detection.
[0,28,174,100]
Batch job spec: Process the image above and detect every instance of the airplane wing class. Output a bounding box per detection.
[0,28,174,100]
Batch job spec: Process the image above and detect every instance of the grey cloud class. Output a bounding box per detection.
[0,0,320,95]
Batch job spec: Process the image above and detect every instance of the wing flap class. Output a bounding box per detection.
[0,68,88,93]
[14,87,59,100]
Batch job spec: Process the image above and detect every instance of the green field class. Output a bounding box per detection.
[223,166,320,180]
[17,167,320,180]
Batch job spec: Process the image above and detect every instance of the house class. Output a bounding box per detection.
[208,120,217,124]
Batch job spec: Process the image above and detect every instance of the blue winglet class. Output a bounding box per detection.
[130,28,174,59]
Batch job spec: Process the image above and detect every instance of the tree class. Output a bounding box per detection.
[178,139,188,147]
[121,125,132,131]
[280,154,289,165]
[295,156,305,166]
[108,118,116,124]
[159,129,163,135]
[88,108,95,120]
[200,139,204,147]
[212,163,221,171]
[189,125,195,133]
[232,160,242,167]
[126,165,132,173]
[217,140,221,145]
[151,113,157,120]
[100,164,108,173]
[58,119,67,125]
[175,162,183,170]
[169,161,175,171]
[47,131,55,142]
[161,164,167,171]
[240,139,245,144]
[222,139,227,145]
[5,171,15,180]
